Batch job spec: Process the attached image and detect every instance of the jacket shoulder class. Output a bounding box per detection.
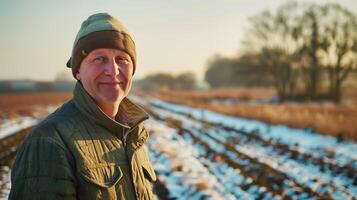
[30,100,82,138]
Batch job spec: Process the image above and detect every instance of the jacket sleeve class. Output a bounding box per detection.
[9,128,77,200]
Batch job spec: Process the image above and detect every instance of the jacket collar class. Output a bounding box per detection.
[73,81,149,135]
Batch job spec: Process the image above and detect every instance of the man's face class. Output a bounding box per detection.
[76,48,134,106]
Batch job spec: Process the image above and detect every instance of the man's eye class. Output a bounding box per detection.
[116,57,130,65]
[93,56,106,63]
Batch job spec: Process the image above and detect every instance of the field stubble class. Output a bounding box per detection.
[140,87,357,142]
[0,92,72,123]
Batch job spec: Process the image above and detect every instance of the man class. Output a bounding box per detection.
[9,13,156,200]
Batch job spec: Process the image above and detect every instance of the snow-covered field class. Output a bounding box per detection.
[138,97,357,199]
[1,97,356,199]
[0,117,38,140]
[0,117,37,199]
[0,104,57,200]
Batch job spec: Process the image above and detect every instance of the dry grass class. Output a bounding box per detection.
[342,87,357,104]
[143,87,357,142]
[0,92,72,122]
[145,87,276,103]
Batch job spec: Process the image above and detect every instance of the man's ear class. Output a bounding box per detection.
[76,71,81,80]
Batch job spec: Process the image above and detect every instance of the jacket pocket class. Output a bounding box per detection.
[141,162,157,182]
[80,164,122,188]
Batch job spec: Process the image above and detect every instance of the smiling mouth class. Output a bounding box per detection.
[101,82,120,84]
[99,82,124,87]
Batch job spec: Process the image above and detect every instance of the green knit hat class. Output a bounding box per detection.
[67,13,136,78]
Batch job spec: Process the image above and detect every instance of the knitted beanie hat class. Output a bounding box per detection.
[66,13,136,78]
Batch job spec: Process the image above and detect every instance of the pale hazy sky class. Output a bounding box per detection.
[1,0,356,81]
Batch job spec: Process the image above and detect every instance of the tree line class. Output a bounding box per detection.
[133,72,197,92]
[134,2,357,102]
[205,1,357,102]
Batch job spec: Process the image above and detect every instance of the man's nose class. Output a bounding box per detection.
[105,58,120,76]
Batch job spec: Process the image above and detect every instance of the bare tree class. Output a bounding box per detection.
[298,5,323,99]
[316,4,357,102]
[245,1,304,99]
[244,1,357,102]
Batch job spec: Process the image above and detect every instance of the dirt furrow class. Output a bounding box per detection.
[146,106,331,199]
[150,103,357,183]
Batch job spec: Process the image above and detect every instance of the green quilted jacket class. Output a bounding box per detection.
[9,82,156,200]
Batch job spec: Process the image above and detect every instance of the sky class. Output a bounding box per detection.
[0,0,356,82]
